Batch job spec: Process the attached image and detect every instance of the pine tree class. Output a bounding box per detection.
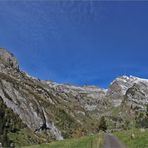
[98,116,107,132]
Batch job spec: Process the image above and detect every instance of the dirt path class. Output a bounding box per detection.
[103,134,126,148]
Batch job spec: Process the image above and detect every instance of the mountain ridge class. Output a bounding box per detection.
[0,48,147,147]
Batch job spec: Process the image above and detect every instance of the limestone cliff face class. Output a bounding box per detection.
[0,48,106,144]
[0,48,148,146]
[0,49,63,141]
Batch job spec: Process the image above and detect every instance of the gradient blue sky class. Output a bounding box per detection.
[0,1,148,88]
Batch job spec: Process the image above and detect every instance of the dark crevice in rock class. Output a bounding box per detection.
[34,123,50,133]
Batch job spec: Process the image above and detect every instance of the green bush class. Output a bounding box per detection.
[0,97,25,147]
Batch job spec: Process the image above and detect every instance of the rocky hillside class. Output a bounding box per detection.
[0,48,148,147]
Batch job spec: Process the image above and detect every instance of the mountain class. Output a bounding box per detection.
[0,48,147,147]
[107,75,148,108]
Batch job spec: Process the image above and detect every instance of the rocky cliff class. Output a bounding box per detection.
[0,48,147,147]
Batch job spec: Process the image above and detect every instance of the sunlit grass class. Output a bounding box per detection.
[114,128,148,148]
[24,133,103,148]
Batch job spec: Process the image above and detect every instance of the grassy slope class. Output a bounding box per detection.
[114,129,148,148]
[24,133,104,148]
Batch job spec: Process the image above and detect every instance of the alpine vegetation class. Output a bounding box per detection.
[0,48,147,147]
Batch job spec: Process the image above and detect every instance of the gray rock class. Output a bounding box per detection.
[0,49,148,144]
[0,48,19,69]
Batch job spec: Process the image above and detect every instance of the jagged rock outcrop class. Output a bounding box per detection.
[0,48,19,70]
[0,48,148,146]
[107,75,148,109]
[124,82,148,110]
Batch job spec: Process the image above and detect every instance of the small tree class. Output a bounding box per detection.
[146,104,148,117]
[98,116,107,132]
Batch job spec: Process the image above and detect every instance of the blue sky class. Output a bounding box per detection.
[0,1,148,88]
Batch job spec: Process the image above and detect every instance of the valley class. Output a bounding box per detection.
[0,48,147,147]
